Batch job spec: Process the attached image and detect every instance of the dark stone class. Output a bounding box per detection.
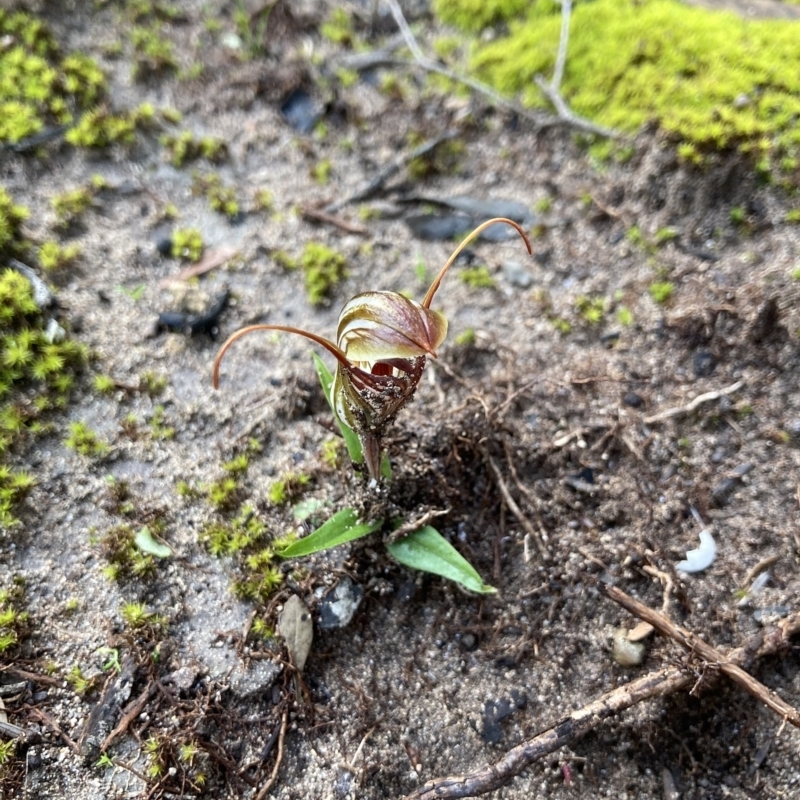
[280,88,322,134]
[156,237,173,256]
[623,391,643,408]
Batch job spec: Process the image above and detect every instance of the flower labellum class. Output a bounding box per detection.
[213,217,532,478]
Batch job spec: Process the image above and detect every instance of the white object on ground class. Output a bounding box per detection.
[676,528,716,573]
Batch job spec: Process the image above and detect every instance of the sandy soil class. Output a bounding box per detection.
[1,2,799,800]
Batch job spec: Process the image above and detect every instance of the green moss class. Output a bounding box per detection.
[310,159,332,185]
[0,580,28,654]
[320,437,342,468]
[268,472,310,505]
[121,601,165,630]
[1,266,87,525]
[0,10,110,144]
[65,107,137,148]
[149,405,174,440]
[161,131,228,167]
[171,228,204,262]
[254,188,273,211]
[192,172,239,218]
[455,328,476,346]
[65,421,108,457]
[444,0,800,185]
[51,186,93,227]
[0,188,29,259]
[130,25,177,78]
[616,306,634,326]
[140,370,167,397]
[39,241,80,272]
[300,243,347,305]
[460,266,496,288]
[92,374,116,394]
[407,135,466,179]
[575,295,605,324]
[649,281,675,304]
[321,7,355,46]
[99,524,155,580]
[433,0,531,32]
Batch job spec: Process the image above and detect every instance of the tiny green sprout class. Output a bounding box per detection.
[730,206,747,225]
[96,753,115,769]
[93,374,116,394]
[67,665,95,696]
[790,268,800,281]
[149,405,175,440]
[785,209,800,224]
[455,328,476,346]
[162,203,180,220]
[223,454,249,474]
[207,476,239,510]
[654,227,678,245]
[300,243,347,305]
[176,479,197,497]
[550,316,572,334]
[65,421,108,457]
[311,159,332,185]
[576,295,605,325]
[321,7,355,45]
[616,306,634,326]
[251,617,274,639]
[534,196,553,213]
[179,743,199,763]
[121,602,161,629]
[171,228,204,262]
[649,281,675,304]
[140,370,167,396]
[414,257,429,284]
[321,437,342,467]
[273,250,297,270]
[117,284,146,302]
[214,218,531,479]
[64,597,79,613]
[254,188,273,211]
[626,225,645,247]
[97,646,121,673]
[268,472,310,505]
[460,266,495,289]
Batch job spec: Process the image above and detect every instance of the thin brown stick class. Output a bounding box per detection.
[301,205,368,235]
[100,682,156,752]
[254,708,288,800]
[643,380,744,424]
[603,584,800,728]
[483,451,549,558]
[27,707,81,755]
[402,604,800,800]
[158,246,238,287]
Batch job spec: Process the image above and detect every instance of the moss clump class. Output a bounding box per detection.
[51,186,93,227]
[161,132,228,167]
[100,524,156,581]
[321,7,356,46]
[130,25,177,79]
[65,421,108,457]
[268,472,310,505]
[171,228,204,262]
[433,0,531,33]
[0,579,28,654]
[1,267,87,525]
[300,243,347,305]
[0,10,109,144]
[200,506,287,603]
[445,0,800,185]
[192,173,239,218]
[575,295,606,325]
[460,266,495,289]
[310,159,332,185]
[649,281,675,304]
[0,188,29,260]
[38,241,80,272]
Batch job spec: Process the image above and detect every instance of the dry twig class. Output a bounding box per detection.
[301,205,368,234]
[254,707,288,800]
[402,596,800,800]
[643,380,744,424]
[604,584,800,728]
[100,682,157,752]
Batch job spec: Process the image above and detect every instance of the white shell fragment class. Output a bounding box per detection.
[676,528,717,573]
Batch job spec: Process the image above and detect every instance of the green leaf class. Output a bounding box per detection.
[380,451,392,480]
[387,526,496,594]
[311,352,363,464]
[277,507,381,558]
[134,526,172,559]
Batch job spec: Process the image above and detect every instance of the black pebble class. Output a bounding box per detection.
[459,633,478,652]
[156,237,173,256]
[623,391,643,408]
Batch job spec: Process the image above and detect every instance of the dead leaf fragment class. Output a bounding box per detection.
[278,595,313,672]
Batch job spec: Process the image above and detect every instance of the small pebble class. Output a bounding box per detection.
[693,350,716,377]
[459,633,478,652]
[623,391,643,408]
[612,629,646,666]
[502,260,533,288]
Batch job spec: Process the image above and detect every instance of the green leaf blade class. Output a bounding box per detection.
[387,526,496,594]
[311,352,363,464]
[134,526,172,559]
[277,507,381,558]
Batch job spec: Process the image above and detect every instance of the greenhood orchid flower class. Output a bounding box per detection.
[213,217,532,479]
